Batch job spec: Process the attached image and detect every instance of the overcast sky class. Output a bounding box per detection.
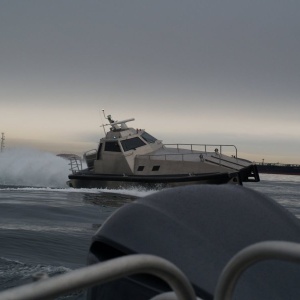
[1,1,299,163]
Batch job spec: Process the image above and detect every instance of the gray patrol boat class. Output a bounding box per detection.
[67,112,259,188]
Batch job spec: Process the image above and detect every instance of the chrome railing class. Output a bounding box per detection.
[1,241,299,300]
[0,254,197,300]
[214,241,300,300]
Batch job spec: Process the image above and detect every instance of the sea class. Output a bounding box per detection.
[0,148,300,299]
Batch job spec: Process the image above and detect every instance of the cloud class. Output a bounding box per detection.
[1,1,300,163]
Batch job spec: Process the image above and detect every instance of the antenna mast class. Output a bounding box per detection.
[101,109,107,135]
[1,133,5,152]
[100,110,134,132]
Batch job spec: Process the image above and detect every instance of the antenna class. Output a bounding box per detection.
[100,110,133,132]
[1,133,5,152]
[102,109,107,119]
[100,109,107,135]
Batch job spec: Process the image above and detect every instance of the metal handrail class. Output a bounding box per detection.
[0,254,197,300]
[214,241,300,300]
[2,242,299,300]
[68,156,83,174]
[164,144,238,157]
[137,145,238,164]
[137,152,205,162]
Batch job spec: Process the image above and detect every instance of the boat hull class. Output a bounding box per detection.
[67,172,240,189]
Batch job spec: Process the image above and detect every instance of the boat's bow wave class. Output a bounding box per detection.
[0,148,70,188]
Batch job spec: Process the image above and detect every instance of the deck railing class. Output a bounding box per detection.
[0,241,300,300]
[68,156,83,174]
[164,144,237,155]
[137,144,238,162]
[0,254,197,300]
[214,241,300,300]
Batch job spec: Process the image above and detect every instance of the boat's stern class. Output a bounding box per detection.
[238,163,260,183]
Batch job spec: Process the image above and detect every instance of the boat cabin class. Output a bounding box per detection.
[86,117,163,175]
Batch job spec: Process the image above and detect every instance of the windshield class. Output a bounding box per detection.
[121,137,146,151]
[141,131,157,143]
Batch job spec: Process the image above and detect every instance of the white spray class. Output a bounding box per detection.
[0,148,72,188]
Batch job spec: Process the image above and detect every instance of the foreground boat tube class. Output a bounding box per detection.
[86,185,300,300]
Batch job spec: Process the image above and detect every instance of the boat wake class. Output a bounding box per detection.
[0,256,73,295]
[0,148,71,188]
[0,148,159,199]
[0,185,157,198]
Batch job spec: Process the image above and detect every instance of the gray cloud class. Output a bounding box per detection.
[1,0,299,162]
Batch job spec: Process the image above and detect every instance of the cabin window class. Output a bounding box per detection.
[104,141,121,152]
[152,165,160,171]
[141,132,157,143]
[137,166,145,171]
[121,137,146,152]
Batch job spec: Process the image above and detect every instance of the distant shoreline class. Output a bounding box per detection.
[256,163,300,175]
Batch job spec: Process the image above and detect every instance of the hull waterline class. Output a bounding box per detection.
[68,172,236,189]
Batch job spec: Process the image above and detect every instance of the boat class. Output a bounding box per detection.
[256,162,300,175]
[67,112,259,188]
[1,185,300,300]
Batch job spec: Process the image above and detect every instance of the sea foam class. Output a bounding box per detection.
[0,148,71,188]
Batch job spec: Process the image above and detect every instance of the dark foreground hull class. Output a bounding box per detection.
[87,185,300,300]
